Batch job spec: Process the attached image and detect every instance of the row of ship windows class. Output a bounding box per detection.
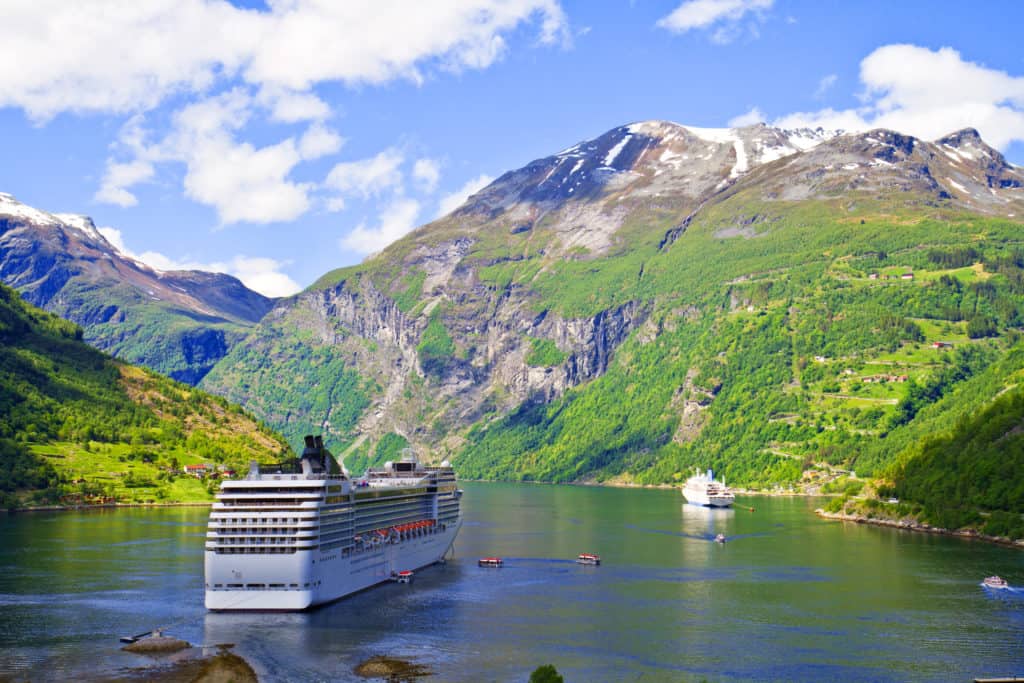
[218,500,314,507]
[215,538,308,546]
[209,581,318,589]
[213,548,300,554]
[214,517,306,525]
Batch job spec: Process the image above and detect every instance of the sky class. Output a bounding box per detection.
[2,0,1024,298]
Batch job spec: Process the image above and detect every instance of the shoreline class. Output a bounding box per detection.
[815,508,1024,550]
[458,477,829,497]
[3,501,213,514]
[5,481,830,513]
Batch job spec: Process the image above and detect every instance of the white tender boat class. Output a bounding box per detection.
[682,469,735,508]
[982,575,1009,589]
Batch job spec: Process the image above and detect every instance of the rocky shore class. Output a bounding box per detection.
[815,508,1024,549]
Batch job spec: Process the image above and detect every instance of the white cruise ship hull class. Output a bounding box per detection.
[206,520,460,610]
[682,489,734,507]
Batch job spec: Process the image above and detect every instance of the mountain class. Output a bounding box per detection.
[0,192,273,384]
[200,120,1024,487]
[0,281,290,508]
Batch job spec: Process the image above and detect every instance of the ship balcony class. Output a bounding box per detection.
[207,531,318,540]
[215,493,324,503]
[207,524,319,532]
[205,537,319,551]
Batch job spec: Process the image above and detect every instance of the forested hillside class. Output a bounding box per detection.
[0,283,290,508]
[200,123,1024,500]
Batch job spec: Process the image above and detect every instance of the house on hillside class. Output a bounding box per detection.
[184,464,210,478]
[900,272,914,280]
[932,341,953,349]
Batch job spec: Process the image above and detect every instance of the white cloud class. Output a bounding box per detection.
[325,148,405,201]
[298,123,344,160]
[438,173,494,217]
[728,107,765,127]
[0,1,567,121]
[814,74,837,99]
[413,158,442,193]
[166,91,312,224]
[97,226,129,253]
[258,88,331,123]
[769,45,1024,149]
[100,90,318,224]
[96,226,300,297]
[340,198,422,255]
[94,159,155,207]
[657,0,773,38]
[0,1,567,223]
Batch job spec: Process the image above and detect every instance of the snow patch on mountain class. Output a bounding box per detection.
[0,193,61,226]
[604,134,633,167]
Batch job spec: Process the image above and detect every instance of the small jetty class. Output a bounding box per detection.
[478,557,503,568]
[576,553,601,566]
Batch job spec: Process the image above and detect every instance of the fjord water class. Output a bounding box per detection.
[0,484,1021,682]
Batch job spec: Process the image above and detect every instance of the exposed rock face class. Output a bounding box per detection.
[201,121,1024,458]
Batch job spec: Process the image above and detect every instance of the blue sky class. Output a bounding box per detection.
[2,0,1023,296]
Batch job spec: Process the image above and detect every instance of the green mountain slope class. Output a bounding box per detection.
[0,194,273,384]
[204,123,1024,503]
[0,282,291,508]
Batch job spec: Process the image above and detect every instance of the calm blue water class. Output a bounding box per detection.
[0,483,1022,682]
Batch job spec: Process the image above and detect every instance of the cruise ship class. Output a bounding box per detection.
[682,469,735,507]
[204,435,462,610]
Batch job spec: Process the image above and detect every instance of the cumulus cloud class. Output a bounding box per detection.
[657,0,773,41]
[0,1,567,223]
[727,107,765,127]
[98,91,350,224]
[164,91,312,224]
[258,88,331,123]
[325,148,405,203]
[298,123,345,160]
[94,159,155,207]
[340,198,422,255]
[438,173,494,216]
[413,158,442,193]
[770,45,1024,149]
[96,226,300,297]
[0,1,568,121]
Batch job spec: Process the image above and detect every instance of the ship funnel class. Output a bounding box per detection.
[315,435,324,450]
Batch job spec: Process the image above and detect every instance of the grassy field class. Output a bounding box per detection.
[31,442,215,503]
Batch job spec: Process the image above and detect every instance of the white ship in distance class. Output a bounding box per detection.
[682,468,735,508]
[205,435,462,610]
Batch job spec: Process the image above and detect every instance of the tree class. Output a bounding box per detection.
[529,665,564,683]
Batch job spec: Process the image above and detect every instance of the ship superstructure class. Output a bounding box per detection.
[682,469,735,508]
[204,436,461,610]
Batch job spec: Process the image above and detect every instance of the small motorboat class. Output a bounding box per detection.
[576,553,601,566]
[392,570,414,584]
[982,575,1009,589]
[715,533,726,544]
[478,557,503,568]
